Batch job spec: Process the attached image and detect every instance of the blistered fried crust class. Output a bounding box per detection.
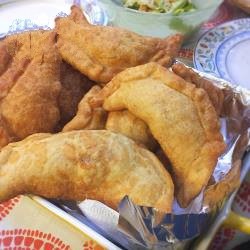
[55,6,183,83]
[63,85,107,132]
[0,34,31,100]
[3,30,52,59]
[98,62,226,207]
[0,31,61,143]
[0,130,174,212]
[172,63,224,115]
[0,58,31,100]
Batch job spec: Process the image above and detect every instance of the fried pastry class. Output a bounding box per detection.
[0,58,31,101]
[172,63,224,115]
[0,31,61,145]
[59,61,93,125]
[55,5,183,83]
[0,130,174,212]
[0,116,14,149]
[63,85,107,132]
[0,44,11,75]
[106,110,157,150]
[98,62,226,207]
[3,31,49,57]
[68,4,90,24]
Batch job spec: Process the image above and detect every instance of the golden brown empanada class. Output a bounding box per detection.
[95,62,226,207]
[0,130,174,212]
[55,6,183,83]
[0,31,61,147]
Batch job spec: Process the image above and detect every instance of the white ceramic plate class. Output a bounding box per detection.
[194,18,250,89]
[0,0,107,38]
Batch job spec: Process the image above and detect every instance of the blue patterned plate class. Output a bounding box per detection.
[194,18,250,89]
[0,0,107,38]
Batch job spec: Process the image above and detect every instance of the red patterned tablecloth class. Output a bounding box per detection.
[0,196,106,249]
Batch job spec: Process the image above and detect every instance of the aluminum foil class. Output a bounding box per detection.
[110,67,250,248]
[0,0,107,39]
[54,65,250,250]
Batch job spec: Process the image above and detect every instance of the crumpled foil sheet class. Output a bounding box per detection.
[54,65,250,250]
[0,0,107,39]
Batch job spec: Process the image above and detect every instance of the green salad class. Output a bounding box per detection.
[123,0,196,14]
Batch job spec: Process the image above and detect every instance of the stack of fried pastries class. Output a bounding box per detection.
[0,5,227,212]
[89,63,226,207]
[0,30,93,146]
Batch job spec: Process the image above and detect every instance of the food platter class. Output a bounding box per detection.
[0,1,250,249]
[194,18,250,88]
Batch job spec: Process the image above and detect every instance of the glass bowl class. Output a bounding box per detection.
[98,0,223,37]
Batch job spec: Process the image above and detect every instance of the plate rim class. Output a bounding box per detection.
[193,17,250,82]
[215,30,250,82]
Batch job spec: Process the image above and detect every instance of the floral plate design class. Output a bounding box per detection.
[194,18,250,89]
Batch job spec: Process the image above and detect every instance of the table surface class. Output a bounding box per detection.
[0,1,249,250]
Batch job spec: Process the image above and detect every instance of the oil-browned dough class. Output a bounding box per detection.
[172,63,224,115]
[55,5,183,83]
[0,31,61,148]
[99,62,226,207]
[0,130,174,212]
